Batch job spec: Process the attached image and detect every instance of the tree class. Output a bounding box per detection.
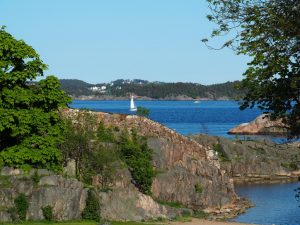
[59,111,95,179]
[0,27,70,170]
[204,0,300,137]
[136,106,150,118]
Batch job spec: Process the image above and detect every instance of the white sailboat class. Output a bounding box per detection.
[130,95,137,111]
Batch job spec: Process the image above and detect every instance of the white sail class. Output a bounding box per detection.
[130,95,137,111]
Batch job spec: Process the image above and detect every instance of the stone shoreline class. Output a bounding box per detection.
[205,197,253,221]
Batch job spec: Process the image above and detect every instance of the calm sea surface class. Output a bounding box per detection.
[71,100,261,138]
[232,182,300,225]
[71,100,299,225]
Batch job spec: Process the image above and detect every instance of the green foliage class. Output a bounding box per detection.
[156,200,183,208]
[0,175,12,188]
[193,210,209,219]
[60,110,154,194]
[281,162,298,171]
[213,143,229,161]
[119,130,154,195]
[206,0,300,137]
[60,113,118,186]
[0,28,71,170]
[20,164,32,174]
[14,193,28,221]
[59,112,96,180]
[32,170,40,185]
[82,190,100,221]
[60,79,245,100]
[194,183,203,194]
[97,121,115,142]
[81,148,119,187]
[42,205,53,221]
[136,107,150,117]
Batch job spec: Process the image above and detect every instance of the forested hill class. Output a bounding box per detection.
[59,79,245,100]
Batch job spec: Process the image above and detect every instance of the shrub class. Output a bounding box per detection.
[136,106,150,117]
[119,130,154,195]
[156,200,183,208]
[42,205,53,221]
[82,190,100,221]
[193,210,209,219]
[32,170,40,185]
[97,121,115,143]
[194,183,203,193]
[14,193,28,221]
[213,143,229,161]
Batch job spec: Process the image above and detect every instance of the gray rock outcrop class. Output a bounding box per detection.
[191,134,300,183]
[0,168,88,222]
[99,169,180,221]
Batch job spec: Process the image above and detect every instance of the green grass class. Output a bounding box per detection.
[1,221,162,225]
[155,200,183,208]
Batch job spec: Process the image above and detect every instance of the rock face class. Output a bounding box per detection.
[99,169,180,221]
[0,168,87,222]
[148,138,235,209]
[63,109,237,210]
[228,114,288,135]
[0,109,242,222]
[191,134,300,183]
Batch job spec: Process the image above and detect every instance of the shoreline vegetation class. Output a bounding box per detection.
[59,79,245,101]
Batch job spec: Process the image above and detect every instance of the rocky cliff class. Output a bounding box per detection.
[64,109,237,210]
[228,114,288,135]
[0,109,243,222]
[0,168,87,222]
[191,134,300,183]
[0,167,185,222]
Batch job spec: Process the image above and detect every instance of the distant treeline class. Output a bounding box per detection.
[59,79,245,100]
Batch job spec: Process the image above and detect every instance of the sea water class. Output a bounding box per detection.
[232,182,300,225]
[71,100,300,225]
[71,100,259,137]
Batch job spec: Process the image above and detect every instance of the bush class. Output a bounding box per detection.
[14,193,28,221]
[97,121,115,143]
[213,143,229,161]
[194,183,203,193]
[193,210,209,219]
[42,205,53,221]
[82,190,100,221]
[136,107,150,117]
[119,130,154,195]
[156,200,183,208]
[32,170,40,185]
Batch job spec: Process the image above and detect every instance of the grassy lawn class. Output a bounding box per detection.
[1,221,162,225]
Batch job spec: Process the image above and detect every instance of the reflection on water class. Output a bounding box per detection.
[232,182,300,225]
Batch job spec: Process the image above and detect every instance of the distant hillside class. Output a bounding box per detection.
[59,79,245,100]
[60,79,93,96]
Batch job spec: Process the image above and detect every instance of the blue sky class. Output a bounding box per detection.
[0,0,249,84]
